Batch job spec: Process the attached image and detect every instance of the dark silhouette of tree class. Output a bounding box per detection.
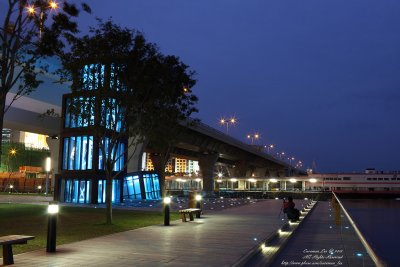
[0,0,90,159]
[60,20,198,224]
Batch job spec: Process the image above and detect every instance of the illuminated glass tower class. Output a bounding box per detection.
[55,63,160,204]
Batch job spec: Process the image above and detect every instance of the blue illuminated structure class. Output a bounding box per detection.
[55,63,161,204]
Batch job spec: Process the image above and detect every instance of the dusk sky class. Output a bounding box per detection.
[3,0,400,173]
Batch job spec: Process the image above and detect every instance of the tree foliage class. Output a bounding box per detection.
[60,20,198,224]
[0,0,90,157]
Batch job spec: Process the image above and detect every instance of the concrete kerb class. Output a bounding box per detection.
[232,200,318,267]
[262,201,319,267]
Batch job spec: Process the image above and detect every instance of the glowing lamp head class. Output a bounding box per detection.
[270,178,277,183]
[38,185,42,190]
[289,178,296,183]
[309,178,317,183]
[45,157,51,172]
[163,197,171,205]
[48,204,59,214]
[195,194,202,201]
[49,1,58,9]
[217,173,223,178]
[26,5,36,14]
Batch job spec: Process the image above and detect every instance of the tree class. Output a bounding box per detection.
[0,0,90,158]
[60,20,198,224]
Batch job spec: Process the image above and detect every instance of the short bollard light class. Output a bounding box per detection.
[163,197,171,226]
[195,194,202,218]
[47,202,59,252]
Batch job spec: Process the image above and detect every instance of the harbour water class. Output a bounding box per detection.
[342,198,400,266]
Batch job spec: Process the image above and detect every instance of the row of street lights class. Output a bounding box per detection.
[217,116,304,169]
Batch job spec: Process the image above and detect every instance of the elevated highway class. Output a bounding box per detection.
[4,72,305,194]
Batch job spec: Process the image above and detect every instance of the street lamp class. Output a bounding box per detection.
[277,151,285,159]
[45,157,51,195]
[264,144,274,154]
[47,202,59,252]
[219,116,237,133]
[8,148,17,172]
[26,0,59,38]
[195,194,202,218]
[163,196,172,226]
[247,133,260,145]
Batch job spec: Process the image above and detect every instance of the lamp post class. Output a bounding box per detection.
[163,196,171,226]
[26,1,59,39]
[288,157,295,176]
[247,133,260,145]
[277,151,285,159]
[264,144,274,154]
[219,116,237,133]
[45,157,51,195]
[7,148,17,172]
[195,194,202,218]
[47,202,59,252]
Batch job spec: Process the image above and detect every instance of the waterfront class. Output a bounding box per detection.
[342,198,400,266]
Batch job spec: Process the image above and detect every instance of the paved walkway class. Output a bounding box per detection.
[269,201,376,267]
[2,199,309,267]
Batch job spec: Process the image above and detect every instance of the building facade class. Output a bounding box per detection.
[55,63,161,204]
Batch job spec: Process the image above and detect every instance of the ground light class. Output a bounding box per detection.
[47,202,59,252]
[163,197,171,226]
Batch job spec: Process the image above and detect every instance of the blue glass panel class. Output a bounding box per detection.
[113,180,120,203]
[78,180,86,203]
[86,181,91,203]
[153,174,160,191]
[75,136,82,170]
[88,136,93,169]
[123,175,142,200]
[98,180,104,203]
[68,137,75,170]
[133,178,141,199]
[65,179,72,202]
[63,138,69,170]
[82,136,87,169]
[72,179,79,203]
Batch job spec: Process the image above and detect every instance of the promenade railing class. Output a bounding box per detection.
[332,192,387,267]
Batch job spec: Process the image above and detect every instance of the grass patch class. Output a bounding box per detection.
[0,203,179,254]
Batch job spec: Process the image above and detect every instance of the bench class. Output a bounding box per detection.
[179,208,201,222]
[0,235,35,265]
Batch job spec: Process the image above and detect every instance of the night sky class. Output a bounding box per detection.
[4,0,400,173]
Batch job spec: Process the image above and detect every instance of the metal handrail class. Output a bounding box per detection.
[332,192,387,267]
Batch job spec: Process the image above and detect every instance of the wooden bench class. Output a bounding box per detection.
[179,208,201,222]
[0,235,35,265]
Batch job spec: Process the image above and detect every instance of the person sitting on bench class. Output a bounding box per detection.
[283,196,300,221]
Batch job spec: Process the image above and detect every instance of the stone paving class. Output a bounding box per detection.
[269,201,376,267]
[1,195,309,267]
